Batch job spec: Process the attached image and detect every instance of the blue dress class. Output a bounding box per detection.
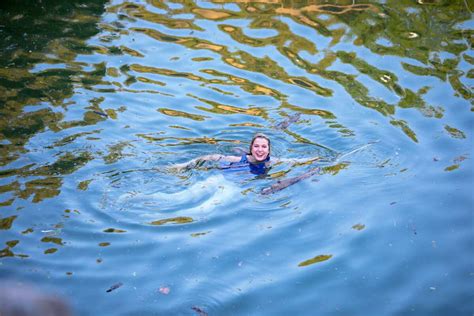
[220,154,270,175]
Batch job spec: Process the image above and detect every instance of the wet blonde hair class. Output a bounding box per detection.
[249,133,271,155]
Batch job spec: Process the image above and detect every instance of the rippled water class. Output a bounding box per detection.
[1,1,473,315]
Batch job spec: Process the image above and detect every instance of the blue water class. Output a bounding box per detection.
[0,1,473,315]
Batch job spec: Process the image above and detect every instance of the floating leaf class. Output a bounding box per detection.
[298,254,333,267]
[99,242,110,247]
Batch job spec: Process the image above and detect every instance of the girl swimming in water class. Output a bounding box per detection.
[171,133,321,175]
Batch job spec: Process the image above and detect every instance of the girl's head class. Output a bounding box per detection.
[249,133,270,162]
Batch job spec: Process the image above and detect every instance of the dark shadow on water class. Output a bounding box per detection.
[0,0,106,203]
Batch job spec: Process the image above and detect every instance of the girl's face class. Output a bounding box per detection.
[251,137,270,162]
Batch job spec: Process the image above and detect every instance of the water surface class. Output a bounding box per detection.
[0,1,473,315]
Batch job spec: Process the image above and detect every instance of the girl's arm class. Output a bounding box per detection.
[170,154,241,171]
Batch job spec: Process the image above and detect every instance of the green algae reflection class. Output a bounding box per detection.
[298,254,333,267]
[0,215,17,230]
[103,228,127,233]
[41,236,65,246]
[352,224,366,231]
[126,0,471,143]
[0,240,20,258]
[150,217,194,226]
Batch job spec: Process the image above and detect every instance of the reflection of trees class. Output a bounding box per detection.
[0,1,106,203]
[0,1,106,106]
[335,0,472,101]
[125,0,471,141]
[0,0,471,206]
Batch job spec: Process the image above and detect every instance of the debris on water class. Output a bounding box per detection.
[158,286,170,295]
[390,201,397,205]
[453,154,468,163]
[433,157,439,162]
[106,282,123,293]
[190,231,211,237]
[191,306,208,316]
[377,158,391,168]
[429,286,436,291]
